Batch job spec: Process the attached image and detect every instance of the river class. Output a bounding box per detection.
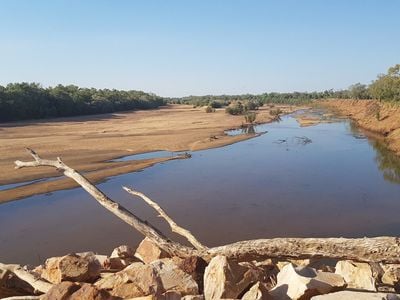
[1,110,400,265]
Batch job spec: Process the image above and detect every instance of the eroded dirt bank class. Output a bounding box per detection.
[322,99,400,155]
[0,104,298,203]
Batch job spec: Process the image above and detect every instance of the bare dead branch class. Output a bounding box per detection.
[123,186,207,251]
[0,263,53,294]
[14,148,199,259]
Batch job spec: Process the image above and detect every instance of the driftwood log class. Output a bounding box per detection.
[12,149,400,267]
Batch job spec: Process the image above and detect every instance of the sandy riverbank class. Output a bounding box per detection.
[0,104,298,203]
[321,99,400,155]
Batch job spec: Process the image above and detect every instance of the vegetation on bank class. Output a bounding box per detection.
[0,83,166,122]
[1,64,398,122]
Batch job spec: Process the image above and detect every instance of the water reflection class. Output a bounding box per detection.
[372,141,400,184]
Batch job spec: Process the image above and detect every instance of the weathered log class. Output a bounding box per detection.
[123,186,207,251]
[0,263,53,294]
[1,296,41,300]
[207,236,400,263]
[13,149,400,264]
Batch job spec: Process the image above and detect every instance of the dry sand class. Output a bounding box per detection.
[0,104,298,202]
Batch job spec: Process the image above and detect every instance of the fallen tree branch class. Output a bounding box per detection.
[13,149,400,264]
[0,263,53,294]
[15,148,198,259]
[208,236,400,263]
[123,186,207,251]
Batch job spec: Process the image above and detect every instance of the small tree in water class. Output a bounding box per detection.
[244,112,257,124]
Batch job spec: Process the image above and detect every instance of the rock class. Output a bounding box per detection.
[110,245,136,260]
[41,254,101,284]
[151,259,199,296]
[182,295,204,300]
[107,257,133,271]
[42,281,116,300]
[311,290,400,299]
[162,290,182,299]
[135,238,170,264]
[241,282,272,300]
[41,281,81,300]
[0,271,35,298]
[96,259,197,298]
[203,255,260,300]
[270,263,346,300]
[382,264,400,287]
[95,262,160,298]
[175,256,207,292]
[335,260,376,291]
[69,283,116,300]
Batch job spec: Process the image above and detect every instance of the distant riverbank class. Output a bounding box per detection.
[0,104,299,203]
[322,99,400,156]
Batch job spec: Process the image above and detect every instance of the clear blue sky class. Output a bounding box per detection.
[0,0,399,97]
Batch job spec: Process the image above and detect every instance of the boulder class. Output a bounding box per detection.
[203,255,260,300]
[241,282,272,300]
[41,281,81,300]
[96,259,198,298]
[69,283,116,300]
[110,245,136,260]
[382,264,400,287]
[175,256,207,292]
[95,262,160,298]
[41,254,101,284]
[270,263,346,300]
[42,281,116,300]
[311,290,400,299]
[335,260,376,291]
[151,259,199,296]
[135,238,170,263]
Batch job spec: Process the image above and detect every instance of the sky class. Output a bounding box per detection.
[0,0,399,97]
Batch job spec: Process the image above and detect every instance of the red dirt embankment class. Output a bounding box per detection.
[322,99,400,155]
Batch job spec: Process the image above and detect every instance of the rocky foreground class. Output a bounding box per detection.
[1,238,400,300]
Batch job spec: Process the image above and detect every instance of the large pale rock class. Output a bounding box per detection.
[311,290,400,299]
[95,262,160,298]
[174,256,207,292]
[110,245,136,259]
[335,260,376,291]
[241,282,272,300]
[96,259,198,298]
[41,254,101,284]
[270,263,346,300]
[382,264,400,287]
[203,255,260,300]
[151,259,198,296]
[135,238,170,264]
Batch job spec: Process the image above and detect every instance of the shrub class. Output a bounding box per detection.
[269,108,283,116]
[209,101,223,109]
[225,102,244,115]
[205,106,215,113]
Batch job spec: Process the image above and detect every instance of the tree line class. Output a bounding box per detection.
[0,83,166,122]
[168,64,400,106]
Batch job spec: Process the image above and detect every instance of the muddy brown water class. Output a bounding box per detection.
[1,111,400,265]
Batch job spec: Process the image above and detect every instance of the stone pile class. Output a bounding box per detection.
[1,239,400,300]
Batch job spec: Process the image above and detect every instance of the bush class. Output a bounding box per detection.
[205,106,215,113]
[209,101,223,108]
[225,101,245,115]
[244,101,259,111]
[269,108,283,116]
